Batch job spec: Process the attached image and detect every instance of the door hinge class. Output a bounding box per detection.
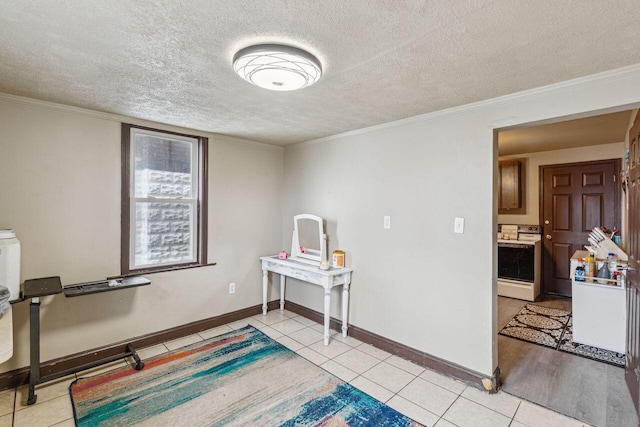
[614,174,617,183]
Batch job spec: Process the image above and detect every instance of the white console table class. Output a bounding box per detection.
[260,256,353,345]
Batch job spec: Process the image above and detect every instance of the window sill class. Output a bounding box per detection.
[109,262,217,280]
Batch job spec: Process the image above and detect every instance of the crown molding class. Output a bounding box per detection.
[290,63,640,149]
[0,92,123,122]
[209,133,284,152]
[0,92,282,152]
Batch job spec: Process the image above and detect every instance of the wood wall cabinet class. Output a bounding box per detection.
[498,159,525,214]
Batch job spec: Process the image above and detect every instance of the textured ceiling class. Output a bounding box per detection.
[0,1,639,145]
[498,110,633,156]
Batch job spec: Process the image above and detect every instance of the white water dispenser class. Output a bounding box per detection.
[0,229,20,363]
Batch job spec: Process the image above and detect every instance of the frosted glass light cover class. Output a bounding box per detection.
[233,44,322,91]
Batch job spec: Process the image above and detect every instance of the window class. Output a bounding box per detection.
[122,124,208,274]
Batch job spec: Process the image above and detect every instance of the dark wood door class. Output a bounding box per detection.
[541,160,620,296]
[626,117,640,414]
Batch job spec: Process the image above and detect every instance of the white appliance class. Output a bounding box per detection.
[0,229,20,301]
[497,225,542,301]
[0,229,19,363]
[0,306,11,364]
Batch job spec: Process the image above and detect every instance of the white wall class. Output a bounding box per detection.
[499,142,625,227]
[0,97,284,373]
[283,65,640,376]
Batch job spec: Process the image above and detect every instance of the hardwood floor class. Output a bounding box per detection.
[498,296,639,427]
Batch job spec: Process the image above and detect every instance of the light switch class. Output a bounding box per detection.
[454,217,464,234]
[383,216,391,229]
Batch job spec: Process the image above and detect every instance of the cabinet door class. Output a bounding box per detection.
[498,160,523,212]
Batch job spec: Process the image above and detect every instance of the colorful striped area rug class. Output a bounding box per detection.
[70,325,424,426]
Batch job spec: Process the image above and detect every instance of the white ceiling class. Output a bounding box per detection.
[498,110,633,156]
[1,1,639,145]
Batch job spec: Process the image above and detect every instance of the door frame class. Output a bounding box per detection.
[493,103,640,420]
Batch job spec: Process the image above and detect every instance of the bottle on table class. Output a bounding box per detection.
[607,253,617,277]
[612,270,621,286]
[586,256,596,279]
[597,261,611,284]
[575,258,586,282]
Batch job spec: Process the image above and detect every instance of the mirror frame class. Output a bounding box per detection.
[291,214,326,265]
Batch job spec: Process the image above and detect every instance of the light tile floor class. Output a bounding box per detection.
[0,309,593,427]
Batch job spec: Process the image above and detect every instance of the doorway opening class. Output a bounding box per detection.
[494,107,639,427]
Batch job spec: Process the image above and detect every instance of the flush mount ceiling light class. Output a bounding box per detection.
[233,44,322,91]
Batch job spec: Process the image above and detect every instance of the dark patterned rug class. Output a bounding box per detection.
[499,303,571,349]
[499,303,625,368]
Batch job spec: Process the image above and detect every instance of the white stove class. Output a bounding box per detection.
[497,225,542,301]
[497,237,539,245]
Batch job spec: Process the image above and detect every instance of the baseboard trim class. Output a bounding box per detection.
[0,300,280,391]
[283,300,501,393]
[0,299,500,394]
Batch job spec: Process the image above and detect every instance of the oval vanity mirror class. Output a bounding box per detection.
[291,214,327,265]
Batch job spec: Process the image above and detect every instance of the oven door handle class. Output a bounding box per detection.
[498,243,534,249]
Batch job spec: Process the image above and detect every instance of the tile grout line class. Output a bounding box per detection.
[345,356,404,398]
[510,400,523,426]
[393,374,444,422]
[440,392,464,425]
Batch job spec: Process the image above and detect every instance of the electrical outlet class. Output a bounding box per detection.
[384,215,391,229]
[229,282,236,294]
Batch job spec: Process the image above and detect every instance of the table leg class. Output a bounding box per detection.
[27,298,41,405]
[342,274,350,338]
[262,269,268,315]
[324,287,331,346]
[280,275,286,311]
